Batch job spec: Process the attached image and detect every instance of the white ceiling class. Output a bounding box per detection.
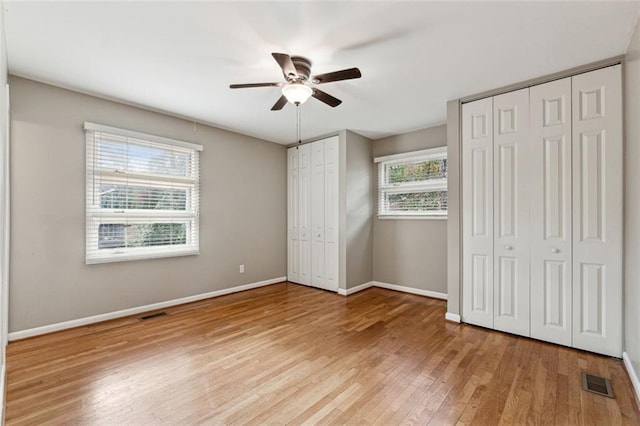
[5,1,640,145]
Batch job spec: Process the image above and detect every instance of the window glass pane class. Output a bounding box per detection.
[384,190,448,213]
[385,158,447,184]
[98,223,187,250]
[99,184,187,211]
[97,139,192,178]
[98,224,126,249]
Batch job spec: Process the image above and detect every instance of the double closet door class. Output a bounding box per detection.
[287,136,339,292]
[462,65,622,357]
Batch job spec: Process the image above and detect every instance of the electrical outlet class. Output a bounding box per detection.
[239,264,245,273]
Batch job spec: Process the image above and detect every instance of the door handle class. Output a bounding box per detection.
[551,248,560,253]
[504,245,513,250]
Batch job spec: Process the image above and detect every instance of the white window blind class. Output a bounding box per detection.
[375,146,448,218]
[85,122,203,264]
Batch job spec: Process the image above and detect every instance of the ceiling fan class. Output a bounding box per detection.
[230,53,362,110]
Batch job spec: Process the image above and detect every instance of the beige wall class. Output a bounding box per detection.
[345,130,373,288]
[0,0,9,365]
[372,125,448,294]
[446,101,461,315]
[9,77,287,332]
[625,17,640,380]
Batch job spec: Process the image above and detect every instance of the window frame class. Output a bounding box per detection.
[375,146,448,219]
[84,122,203,264]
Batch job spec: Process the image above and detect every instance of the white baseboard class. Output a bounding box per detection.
[337,281,374,296]
[445,312,461,323]
[8,276,287,341]
[623,352,640,406]
[373,281,448,300]
[337,281,448,300]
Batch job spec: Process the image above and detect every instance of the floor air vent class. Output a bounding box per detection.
[582,372,615,398]
[138,311,168,321]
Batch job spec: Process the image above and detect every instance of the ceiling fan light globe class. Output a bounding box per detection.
[282,83,312,105]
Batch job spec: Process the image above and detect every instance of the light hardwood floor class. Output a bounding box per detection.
[5,282,640,425]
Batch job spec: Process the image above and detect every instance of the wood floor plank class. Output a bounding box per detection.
[5,282,639,425]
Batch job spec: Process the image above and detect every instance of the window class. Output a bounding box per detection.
[85,122,203,263]
[375,146,447,218]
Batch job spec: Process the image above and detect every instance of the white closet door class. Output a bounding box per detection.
[492,89,530,336]
[287,147,300,283]
[311,140,326,289]
[298,143,312,286]
[462,97,494,328]
[324,136,339,292]
[529,78,573,346]
[572,65,622,357]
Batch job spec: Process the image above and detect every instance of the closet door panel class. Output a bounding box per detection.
[572,65,622,357]
[298,143,312,286]
[324,136,339,291]
[462,98,494,328]
[287,148,300,283]
[492,88,530,336]
[530,78,572,346]
[311,141,325,289]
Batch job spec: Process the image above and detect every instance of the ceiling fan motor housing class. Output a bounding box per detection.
[290,56,312,81]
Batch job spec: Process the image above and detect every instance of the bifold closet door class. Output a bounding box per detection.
[461,65,622,357]
[311,141,326,289]
[529,77,573,347]
[572,65,622,357]
[287,148,300,283]
[287,137,340,292]
[323,136,339,292]
[298,143,312,285]
[462,97,494,328]
[492,89,530,337]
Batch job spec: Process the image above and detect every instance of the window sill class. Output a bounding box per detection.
[377,215,448,221]
[86,249,200,264]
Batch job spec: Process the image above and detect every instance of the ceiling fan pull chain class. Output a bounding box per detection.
[297,105,302,144]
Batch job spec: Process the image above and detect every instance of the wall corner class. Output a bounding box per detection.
[446,99,461,317]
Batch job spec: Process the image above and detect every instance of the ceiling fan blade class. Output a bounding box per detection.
[230,82,281,89]
[271,95,288,111]
[312,68,361,84]
[312,89,342,107]
[272,53,298,80]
